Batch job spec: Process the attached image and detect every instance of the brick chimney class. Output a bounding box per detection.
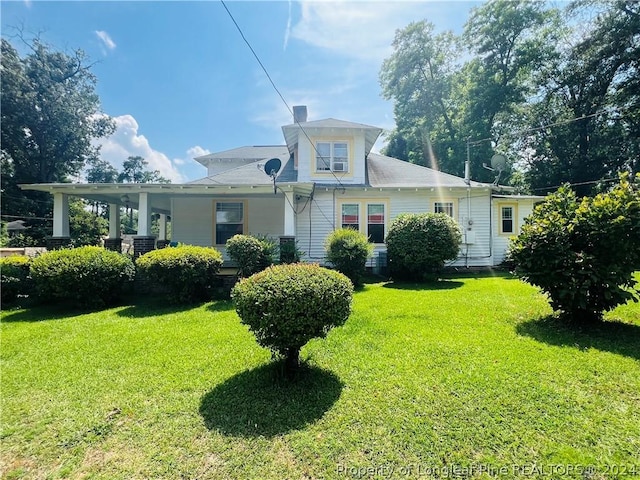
[293,105,307,124]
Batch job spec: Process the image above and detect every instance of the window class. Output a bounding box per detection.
[215,202,244,245]
[341,204,359,231]
[434,202,454,217]
[367,204,385,243]
[501,206,514,234]
[338,200,388,244]
[316,141,349,173]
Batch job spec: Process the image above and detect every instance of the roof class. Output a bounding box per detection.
[194,145,289,167]
[282,118,382,157]
[189,150,295,185]
[367,153,488,188]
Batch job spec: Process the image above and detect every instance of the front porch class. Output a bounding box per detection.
[19,182,313,258]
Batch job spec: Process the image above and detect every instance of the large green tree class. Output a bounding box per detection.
[1,37,114,243]
[522,0,640,195]
[380,0,557,183]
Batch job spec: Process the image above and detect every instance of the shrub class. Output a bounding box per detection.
[386,213,461,281]
[225,234,275,277]
[30,246,135,308]
[324,228,373,287]
[136,245,223,303]
[509,174,640,322]
[232,263,353,373]
[1,255,32,303]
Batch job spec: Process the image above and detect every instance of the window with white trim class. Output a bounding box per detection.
[434,201,454,217]
[215,201,244,245]
[500,206,514,234]
[367,204,385,243]
[316,141,349,173]
[341,204,359,231]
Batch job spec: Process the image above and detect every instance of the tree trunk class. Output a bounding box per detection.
[284,347,300,376]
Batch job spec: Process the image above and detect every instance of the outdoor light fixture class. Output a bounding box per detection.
[120,194,130,205]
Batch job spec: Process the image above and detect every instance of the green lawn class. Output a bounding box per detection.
[1,273,639,479]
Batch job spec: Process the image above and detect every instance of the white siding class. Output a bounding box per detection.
[172,197,213,246]
[296,187,496,267]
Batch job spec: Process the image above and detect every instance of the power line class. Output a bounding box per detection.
[219,0,347,190]
[530,176,620,192]
[468,106,630,146]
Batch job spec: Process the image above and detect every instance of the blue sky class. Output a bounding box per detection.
[2,1,481,182]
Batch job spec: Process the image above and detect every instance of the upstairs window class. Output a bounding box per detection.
[434,201,454,218]
[316,142,349,173]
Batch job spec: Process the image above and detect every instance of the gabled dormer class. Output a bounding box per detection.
[281,106,382,185]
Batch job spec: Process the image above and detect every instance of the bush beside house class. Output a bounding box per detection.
[30,246,135,309]
[225,234,276,278]
[324,228,373,287]
[136,245,223,303]
[509,174,640,322]
[232,263,353,374]
[1,255,32,303]
[386,213,462,281]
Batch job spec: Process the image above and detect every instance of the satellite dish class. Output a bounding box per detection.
[264,158,282,177]
[490,154,507,171]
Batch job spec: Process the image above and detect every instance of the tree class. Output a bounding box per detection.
[118,156,169,184]
[521,0,640,195]
[509,173,640,322]
[232,264,353,375]
[379,0,558,183]
[1,37,115,244]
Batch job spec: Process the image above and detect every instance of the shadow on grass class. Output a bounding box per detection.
[116,298,235,318]
[383,280,464,291]
[199,361,343,437]
[0,301,93,323]
[516,315,640,361]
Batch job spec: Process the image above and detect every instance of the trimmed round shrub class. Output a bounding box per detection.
[386,213,461,281]
[136,245,223,303]
[225,234,275,277]
[325,228,373,287]
[232,263,353,373]
[30,246,135,308]
[509,174,640,322]
[1,255,32,303]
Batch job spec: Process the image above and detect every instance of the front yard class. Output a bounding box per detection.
[1,273,639,479]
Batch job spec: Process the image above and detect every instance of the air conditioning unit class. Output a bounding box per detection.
[333,162,347,172]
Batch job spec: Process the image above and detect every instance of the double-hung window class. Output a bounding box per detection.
[434,201,454,218]
[500,205,515,234]
[215,201,244,245]
[340,202,386,244]
[316,142,349,173]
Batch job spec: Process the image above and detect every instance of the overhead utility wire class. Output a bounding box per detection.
[219,0,346,190]
[468,106,630,146]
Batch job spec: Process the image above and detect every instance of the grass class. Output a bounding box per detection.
[1,272,639,479]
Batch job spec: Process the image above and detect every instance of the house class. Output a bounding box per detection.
[20,106,541,267]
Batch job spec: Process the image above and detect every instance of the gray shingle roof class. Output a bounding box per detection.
[367,153,487,188]
[188,153,296,185]
[194,145,289,166]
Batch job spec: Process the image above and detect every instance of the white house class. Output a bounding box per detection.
[21,106,540,267]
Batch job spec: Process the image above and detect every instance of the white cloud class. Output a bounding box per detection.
[283,0,293,50]
[175,146,211,166]
[96,114,185,183]
[291,1,458,64]
[95,30,116,51]
[23,0,32,8]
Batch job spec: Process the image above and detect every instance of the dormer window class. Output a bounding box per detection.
[316,141,348,173]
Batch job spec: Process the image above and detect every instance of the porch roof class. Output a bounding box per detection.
[19,182,314,214]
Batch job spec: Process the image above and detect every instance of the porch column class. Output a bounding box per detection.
[48,192,71,250]
[284,191,296,236]
[133,192,155,258]
[52,192,70,237]
[104,203,122,252]
[137,193,151,237]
